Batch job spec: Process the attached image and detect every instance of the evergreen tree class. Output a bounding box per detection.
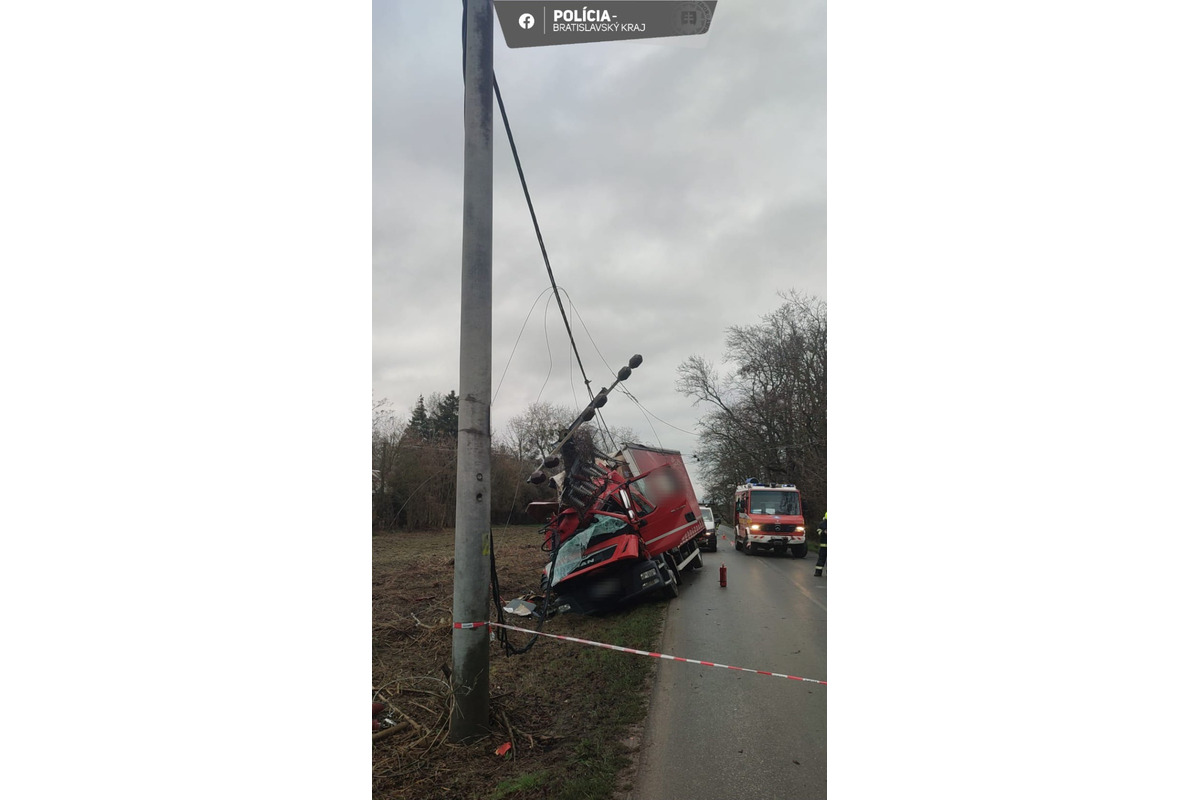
[432,390,459,439]
[408,395,432,440]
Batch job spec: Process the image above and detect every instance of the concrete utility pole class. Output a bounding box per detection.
[450,0,493,743]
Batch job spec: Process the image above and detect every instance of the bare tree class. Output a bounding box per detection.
[677,291,827,519]
[373,394,456,531]
[505,402,576,465]
[372,398,407,527]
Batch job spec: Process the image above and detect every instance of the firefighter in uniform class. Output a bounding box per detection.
[813,511,827,577]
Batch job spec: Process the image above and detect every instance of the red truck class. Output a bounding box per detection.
[524,356,707,614]
[529,443,706,614]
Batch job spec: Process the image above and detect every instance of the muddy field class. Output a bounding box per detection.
[372,525,665,800]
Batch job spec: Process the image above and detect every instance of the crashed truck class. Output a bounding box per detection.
[525,355,706,615]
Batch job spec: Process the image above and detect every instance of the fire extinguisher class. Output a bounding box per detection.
[719,563,727,588]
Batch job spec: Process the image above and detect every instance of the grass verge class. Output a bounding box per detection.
[373,526,666,800]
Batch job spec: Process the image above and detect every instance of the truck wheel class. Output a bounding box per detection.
[665,553,683,583]
[791,543,808,559]
[689,549,703,571]
[662,563,680,598]
[734,538,744,552]
[746,542,758,556]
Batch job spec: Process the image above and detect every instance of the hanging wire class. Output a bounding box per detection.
[561,289,703,445]
[559,288,617,375]
[619,385,699,438]
[536,292,556,403]
[492,78,593,396]
[491,74,617,452]
[567,295,580,412]
[493,287,552,405]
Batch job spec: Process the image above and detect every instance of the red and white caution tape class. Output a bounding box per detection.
[453,621,827,686]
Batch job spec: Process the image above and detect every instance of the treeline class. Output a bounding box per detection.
[676,291,827,522]
[376,291,825,530]
[372,395,629,531]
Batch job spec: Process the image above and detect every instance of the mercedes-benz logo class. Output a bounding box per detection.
[518,12,535,29]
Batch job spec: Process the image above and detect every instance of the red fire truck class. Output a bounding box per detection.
[732,480,807,557]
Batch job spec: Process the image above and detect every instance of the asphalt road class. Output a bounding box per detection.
[631,524,827,800]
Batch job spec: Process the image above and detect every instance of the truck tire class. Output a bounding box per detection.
[662,562,680,598]
[665,552,683,583]
[792,543,808,559]
[689,549,703,571]
[734,537,744,552]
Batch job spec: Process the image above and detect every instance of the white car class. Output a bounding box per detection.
[697,505,718,552]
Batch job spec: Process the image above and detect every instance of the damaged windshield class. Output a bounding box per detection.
[550,515,630,586]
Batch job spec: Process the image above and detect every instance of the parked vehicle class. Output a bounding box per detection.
[732,480,807,558]
[696,505,718,552]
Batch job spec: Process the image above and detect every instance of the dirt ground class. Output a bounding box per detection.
[372,525,665,800]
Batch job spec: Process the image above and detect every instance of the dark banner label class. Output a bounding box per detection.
[494,1,717,48]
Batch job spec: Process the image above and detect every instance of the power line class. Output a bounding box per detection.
[561,289,701,441]
[561,288,617,376]
[536,292,555,403]
[567,295,580,412]
[492,75,616,452]
[618,385,702,437]
[493,287,552,405]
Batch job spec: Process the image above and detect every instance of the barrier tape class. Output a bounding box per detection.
[453,621,827,686]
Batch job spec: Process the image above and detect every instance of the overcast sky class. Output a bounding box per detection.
[373,1,826,456]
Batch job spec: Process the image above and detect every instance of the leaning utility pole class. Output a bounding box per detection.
[449,0,493,743]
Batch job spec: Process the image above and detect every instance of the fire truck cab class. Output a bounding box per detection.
[732,480,807,558]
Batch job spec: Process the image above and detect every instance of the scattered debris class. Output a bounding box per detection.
[501,597,542,617]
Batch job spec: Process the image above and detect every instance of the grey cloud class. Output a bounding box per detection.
[374,0,825,457]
